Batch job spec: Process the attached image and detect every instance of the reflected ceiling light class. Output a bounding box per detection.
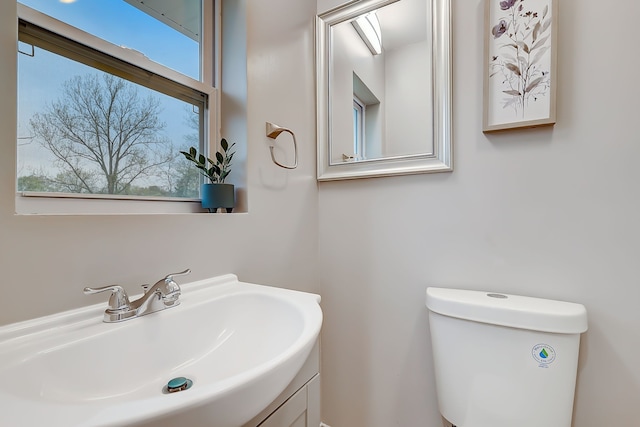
[59,0,78,3]
[352,12,382,55]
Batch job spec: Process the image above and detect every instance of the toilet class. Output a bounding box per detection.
[425,287,588,427]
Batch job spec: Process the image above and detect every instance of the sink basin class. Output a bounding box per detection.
[0,274,322,427]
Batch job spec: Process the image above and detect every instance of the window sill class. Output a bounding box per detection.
[16,192,208,215]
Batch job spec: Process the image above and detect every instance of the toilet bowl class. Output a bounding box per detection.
[426,288,587,427]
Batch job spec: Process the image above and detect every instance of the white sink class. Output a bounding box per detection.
[0,274,322,427]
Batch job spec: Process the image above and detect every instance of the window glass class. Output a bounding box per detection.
[16,0,211,201]
[17,44,202,197]
[18,0,201,80]
[353,97,365,160]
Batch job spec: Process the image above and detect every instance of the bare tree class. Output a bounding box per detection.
[156,105,201,197]
[30,74,173,194]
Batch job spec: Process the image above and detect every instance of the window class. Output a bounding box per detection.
[353,96,365,160]
[352,72,381,162]
[16,1,217,214]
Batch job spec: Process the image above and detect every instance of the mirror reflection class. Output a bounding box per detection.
[317,0,452,181]
[329,0,431,164]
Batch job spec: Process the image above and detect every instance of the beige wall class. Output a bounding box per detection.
[0,0,319,325]
[318,0,640,426]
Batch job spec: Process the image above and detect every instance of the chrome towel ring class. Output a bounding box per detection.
[266,122,298,169]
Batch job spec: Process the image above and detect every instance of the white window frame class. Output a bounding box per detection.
[16,2,219,215]
[353,95,365,160]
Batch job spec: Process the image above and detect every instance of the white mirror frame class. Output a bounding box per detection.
[316,0,452,181]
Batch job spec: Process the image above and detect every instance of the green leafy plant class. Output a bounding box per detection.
[180,139,236,184]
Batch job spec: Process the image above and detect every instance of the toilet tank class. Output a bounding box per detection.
[426,288,588,427]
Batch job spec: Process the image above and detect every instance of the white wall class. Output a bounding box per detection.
[384,40,432,157]
[0,0,319,324]
[318,0,640,426]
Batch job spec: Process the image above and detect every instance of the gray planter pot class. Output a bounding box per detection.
[201,183,235,213]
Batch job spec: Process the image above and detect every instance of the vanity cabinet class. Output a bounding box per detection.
[257,374,319,427]
[243,342,320,427]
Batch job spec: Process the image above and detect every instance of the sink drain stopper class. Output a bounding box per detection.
[166,377,193,393]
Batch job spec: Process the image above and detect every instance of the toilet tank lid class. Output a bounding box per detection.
[425,288,588,334]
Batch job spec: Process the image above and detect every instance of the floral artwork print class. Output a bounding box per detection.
[488,0,552,119]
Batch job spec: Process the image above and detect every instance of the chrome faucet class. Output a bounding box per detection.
[84,269,191,322]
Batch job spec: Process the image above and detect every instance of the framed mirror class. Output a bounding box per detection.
[316,0,452,181]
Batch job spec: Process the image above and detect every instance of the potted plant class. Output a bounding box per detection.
[180,138,236,212]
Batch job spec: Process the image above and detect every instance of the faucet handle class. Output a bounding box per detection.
[165,269,191,281]
[161,269,191,304]
[84,285,131,311]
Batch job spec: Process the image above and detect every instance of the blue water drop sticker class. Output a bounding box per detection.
[532,344,556,367]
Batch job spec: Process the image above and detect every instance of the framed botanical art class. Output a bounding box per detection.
[483,0,557,132]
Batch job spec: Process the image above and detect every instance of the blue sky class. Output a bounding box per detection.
[17,0,200,180]
[20,0,199,78]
